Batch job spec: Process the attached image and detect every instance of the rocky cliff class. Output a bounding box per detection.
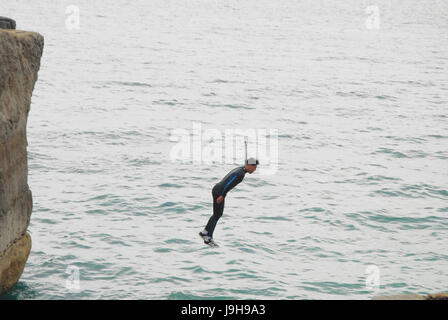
[0,22,43,295]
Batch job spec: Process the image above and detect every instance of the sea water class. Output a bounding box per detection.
[1,0,447,299]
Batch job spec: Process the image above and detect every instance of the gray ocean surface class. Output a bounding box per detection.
[2,0,448,299]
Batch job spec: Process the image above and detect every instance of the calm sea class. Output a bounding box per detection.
[2,0,447,299]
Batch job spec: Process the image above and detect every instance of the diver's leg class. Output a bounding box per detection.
[204,196,224,238]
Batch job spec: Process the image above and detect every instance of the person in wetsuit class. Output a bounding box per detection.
[199,157,259,246]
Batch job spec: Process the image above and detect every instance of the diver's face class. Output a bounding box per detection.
[246,165,257,173]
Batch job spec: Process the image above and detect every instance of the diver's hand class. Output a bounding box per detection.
[217,196,224,204]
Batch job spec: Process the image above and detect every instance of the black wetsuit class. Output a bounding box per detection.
[204,166,247,238]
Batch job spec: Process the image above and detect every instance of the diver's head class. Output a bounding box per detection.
[245,158,259,174]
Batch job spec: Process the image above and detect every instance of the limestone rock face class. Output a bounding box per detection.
[0,232,31,295]
[427,292,448,300]
[0,28,43,295]
[372,294,426,300]
[372,292,448,300]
